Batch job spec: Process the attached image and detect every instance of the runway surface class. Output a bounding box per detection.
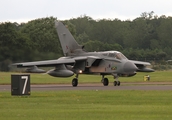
[1,82,172,91]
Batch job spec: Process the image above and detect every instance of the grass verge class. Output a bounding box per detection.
[0,90,172,120]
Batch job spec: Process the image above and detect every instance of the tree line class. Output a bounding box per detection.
[0,12,172,71]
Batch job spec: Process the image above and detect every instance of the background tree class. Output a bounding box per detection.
[1,12,172,71]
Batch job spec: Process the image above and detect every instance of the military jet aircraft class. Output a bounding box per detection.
[12,21,154,87]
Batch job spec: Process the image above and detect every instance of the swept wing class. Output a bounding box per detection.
[12,58,75,68]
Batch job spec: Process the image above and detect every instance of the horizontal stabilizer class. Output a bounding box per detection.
[137,68,155,72]
[130,60,154,72]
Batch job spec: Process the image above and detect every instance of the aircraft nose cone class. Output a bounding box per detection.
[123,61,138,72]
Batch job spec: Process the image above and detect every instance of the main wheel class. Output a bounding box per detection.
[114,81,117,86]
[72,78,78,87]
[117,81,120,86]
[103,78,109,86]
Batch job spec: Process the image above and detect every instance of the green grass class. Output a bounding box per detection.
[0,71,172,84]
[1,71,172,119]
[0,90,172,120]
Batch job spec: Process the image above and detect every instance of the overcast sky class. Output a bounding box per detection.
[0,0,172,23]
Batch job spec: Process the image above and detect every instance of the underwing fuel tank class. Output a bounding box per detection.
[25,66,46,73]
[47,69,74,77]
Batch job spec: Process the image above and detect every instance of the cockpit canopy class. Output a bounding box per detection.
[102,51,128,60]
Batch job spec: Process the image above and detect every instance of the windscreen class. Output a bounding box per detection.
[108,51,127,60]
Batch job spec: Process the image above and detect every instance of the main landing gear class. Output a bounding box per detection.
[101,75,120,86]
[101,76,109,86]
[72,74,78,87]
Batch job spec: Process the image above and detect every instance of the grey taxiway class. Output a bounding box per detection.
[1,82,172,92]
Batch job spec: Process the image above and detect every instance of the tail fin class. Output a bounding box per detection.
[55,21,85,56]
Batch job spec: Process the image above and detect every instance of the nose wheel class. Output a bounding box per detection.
[113,74,121,86]
[114,81,120,86]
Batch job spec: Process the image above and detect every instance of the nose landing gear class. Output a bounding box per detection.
[113,75,120,86]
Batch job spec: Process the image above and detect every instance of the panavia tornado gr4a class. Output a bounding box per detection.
[12,21,154,87]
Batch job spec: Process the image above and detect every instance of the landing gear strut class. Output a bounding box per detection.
[72,74,78,87]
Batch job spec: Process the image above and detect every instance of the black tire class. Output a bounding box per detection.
[114,81,117,86]
[117,81,120,86]
[103,78,109,86]
[72,78,78,87]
